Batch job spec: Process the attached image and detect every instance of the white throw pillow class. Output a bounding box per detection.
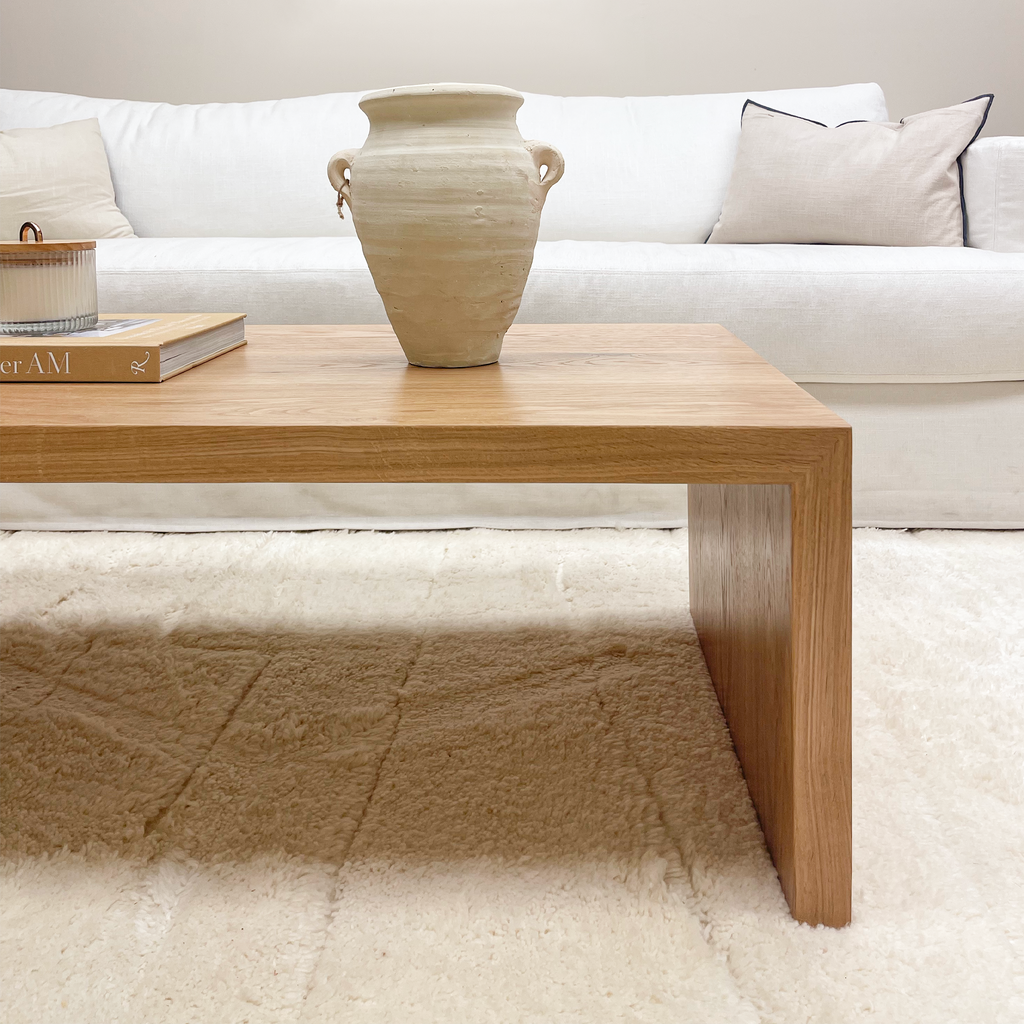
[707,95,993,246]
[0,118,135,240]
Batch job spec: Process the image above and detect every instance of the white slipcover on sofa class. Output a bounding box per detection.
[2,83,1022,529]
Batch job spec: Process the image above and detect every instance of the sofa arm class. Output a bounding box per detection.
[962,137,1024,252]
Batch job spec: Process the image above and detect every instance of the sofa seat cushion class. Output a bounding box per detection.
[95,237,1024,383]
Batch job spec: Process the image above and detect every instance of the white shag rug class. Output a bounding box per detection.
[1,528,1022,1024]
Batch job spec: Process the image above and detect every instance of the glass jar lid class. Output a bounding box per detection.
[0,222,97,259]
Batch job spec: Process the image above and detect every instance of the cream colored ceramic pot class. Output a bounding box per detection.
[328,83,563,368]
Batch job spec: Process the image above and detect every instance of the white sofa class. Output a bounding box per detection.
[2,83,1023,530]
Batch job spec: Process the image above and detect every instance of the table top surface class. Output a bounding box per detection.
[0,324,848,432]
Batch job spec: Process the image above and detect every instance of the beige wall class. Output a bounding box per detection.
[2,0,1020,136]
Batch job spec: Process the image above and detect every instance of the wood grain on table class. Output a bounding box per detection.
[1,323,847,483]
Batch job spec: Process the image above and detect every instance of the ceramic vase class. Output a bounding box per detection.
[328,83,563,368]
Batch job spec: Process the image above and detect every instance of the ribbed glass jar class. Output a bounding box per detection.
[0,237,99,336]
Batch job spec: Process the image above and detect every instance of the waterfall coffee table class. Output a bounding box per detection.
[0,323,852,927]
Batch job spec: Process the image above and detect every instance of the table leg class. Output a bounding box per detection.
[688,461,851,926]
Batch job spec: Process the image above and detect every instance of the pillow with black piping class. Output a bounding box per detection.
[707,94,993,246]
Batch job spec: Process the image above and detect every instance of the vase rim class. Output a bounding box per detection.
[360,82,524,109]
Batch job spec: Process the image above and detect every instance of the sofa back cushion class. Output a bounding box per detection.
[520,84,887,242]
[0,91,366,240]
[0,84,887,242]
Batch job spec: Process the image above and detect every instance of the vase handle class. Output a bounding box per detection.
[524,141,565,197]
[328,149,359,219]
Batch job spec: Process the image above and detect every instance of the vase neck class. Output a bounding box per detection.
[360,91,523,127]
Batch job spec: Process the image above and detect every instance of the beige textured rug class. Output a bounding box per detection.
[1,528,1022,1023]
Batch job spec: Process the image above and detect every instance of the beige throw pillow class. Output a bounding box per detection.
[707,95,993,246]
[0,118,135,240]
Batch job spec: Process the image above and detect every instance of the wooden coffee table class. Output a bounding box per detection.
[0,323,852,927]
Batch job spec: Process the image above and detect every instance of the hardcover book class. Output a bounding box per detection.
[0,313,246,382]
